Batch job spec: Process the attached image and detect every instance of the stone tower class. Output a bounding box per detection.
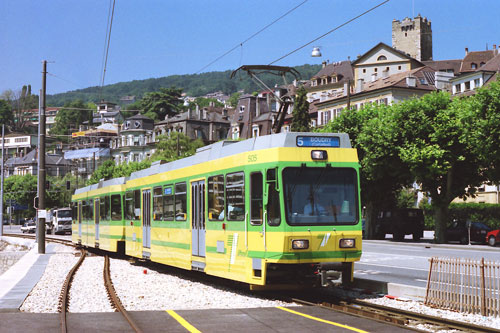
[392,14,432,61]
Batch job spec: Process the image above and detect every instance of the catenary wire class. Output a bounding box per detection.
[98,0,116,102]
[268,0,390,65]
[194,0,309,74]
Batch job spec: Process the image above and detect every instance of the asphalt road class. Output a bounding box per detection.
[357,236,500,288]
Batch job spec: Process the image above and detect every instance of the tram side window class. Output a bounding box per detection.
[163,185,174,221]
[72,202,77,222]
[99,198,105,220]
[89,199,94,220]
[208,175,224,221]
[125,191,134,220]
[153,187,163,221]
[105,196,111,220]
[133,190,141,220]
[267,168,281,226]
[111,194,121,220]
[250,172,263,225]
[226,172,245,221]
[175,182,187,221]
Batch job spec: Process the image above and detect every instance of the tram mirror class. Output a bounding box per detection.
[264,184,270,206]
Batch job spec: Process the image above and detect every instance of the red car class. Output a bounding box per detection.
[486,229,500,247]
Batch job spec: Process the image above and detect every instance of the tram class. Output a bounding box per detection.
[71,132,362,288]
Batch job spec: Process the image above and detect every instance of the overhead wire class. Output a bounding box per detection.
[268,0,390,65]
[98,0,116,102]
[194,0,309,74]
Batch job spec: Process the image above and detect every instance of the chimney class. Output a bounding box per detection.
[343,82,349,96]
[322,61,327,68]
[356,79,364,93]
[465,47,469,56]
[371,73,377,82]
[406,76,417,87]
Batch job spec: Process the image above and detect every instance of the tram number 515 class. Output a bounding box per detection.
[248,154,257,163]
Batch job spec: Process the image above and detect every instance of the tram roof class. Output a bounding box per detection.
[74,132,350,195]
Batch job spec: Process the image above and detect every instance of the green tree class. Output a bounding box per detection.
[139,87,184,121]
[50,100,93,139]
[87,160,152,185]
[151,132,204,162]
[227,92,241,108]
[392,92,483,243]
[190,97,224,109]
[322,103,413,239]
[291,86,311,132]
[0,99,14,126]
[4,175,38,218]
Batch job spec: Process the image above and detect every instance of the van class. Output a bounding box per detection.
[374,208,424,241]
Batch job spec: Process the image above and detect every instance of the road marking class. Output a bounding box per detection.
[356,262,428,271]
[277,306,369,333]
[166,310,201,333]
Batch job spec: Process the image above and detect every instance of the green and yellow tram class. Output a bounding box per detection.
[71,132,362,288]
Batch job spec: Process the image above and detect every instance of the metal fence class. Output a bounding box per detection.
[425,257,500,317]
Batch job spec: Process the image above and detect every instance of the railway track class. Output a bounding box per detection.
[5,233,142,332]
[288,293,500,333]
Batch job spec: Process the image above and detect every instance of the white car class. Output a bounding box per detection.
[21,221,36,233]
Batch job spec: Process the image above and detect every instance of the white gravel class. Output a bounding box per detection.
[20,244,79,313]
[109,258,291,311]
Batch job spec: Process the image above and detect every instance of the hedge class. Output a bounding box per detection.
[421,203,500,230]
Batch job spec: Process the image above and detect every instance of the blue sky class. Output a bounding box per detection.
[2,0,499,95]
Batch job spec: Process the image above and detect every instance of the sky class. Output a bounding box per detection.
[2,0,500,96]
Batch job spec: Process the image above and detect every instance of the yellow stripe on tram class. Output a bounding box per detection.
[166,310,201,333]
[276,306,369,333]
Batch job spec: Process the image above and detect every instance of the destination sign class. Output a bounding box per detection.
[296,136,340,148]
[164,187,172,195]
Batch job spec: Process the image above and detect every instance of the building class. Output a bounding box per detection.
[6,149,72,178]
[392,14,433,61]
[93,101,124,125]
[110,114,155,164]
[154,106,231,144]
[315,66,446,126]
[22,107,60,132]
[0,133,38,159]
[451,49,500,96]
[230,94,275,139]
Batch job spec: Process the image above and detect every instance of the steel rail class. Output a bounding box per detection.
[58,248,86,333]
[103,255,143,333]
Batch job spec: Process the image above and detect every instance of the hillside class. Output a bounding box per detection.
[46,64,321,107]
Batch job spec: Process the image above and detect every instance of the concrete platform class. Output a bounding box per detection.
[0,307,414,332]
[0,241,55,312]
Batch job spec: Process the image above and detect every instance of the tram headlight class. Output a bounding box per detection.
[311,150,327,160]
[339,238,355,248]
[292,239,309,250]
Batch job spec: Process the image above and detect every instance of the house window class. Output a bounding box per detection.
[455,84,461,93]
[377,55,387,61]
[398,66,402,70]
[239,105,245,113]
[252,126,259,137]
[480,62,485,67]
[474,78,481,88]
[362,69,366,73]
[374,68,378,72]
[465,81,471,91]
[471,63,477,69]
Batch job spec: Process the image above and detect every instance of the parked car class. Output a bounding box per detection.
[486,229,500,247]
[446,220,492,244]
[21,220,36,233]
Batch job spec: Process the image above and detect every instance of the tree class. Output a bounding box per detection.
[228,92,241,108]
[151,132,204,162]
[139,87,184,121]
[0,99,14,126]
[88,160,152,185]
[291,86,311,132]
[4,175,38,218]
[50,100,93,139]
[190,97,224,109]
[322,103,413,239]
[392,92,484,243]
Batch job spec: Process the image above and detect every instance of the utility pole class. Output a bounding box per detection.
[0,124,5,236]
[37,60,47,254]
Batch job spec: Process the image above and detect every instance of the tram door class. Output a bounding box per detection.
[78,201,82,239]
[142,189,151,249]
[191,180,205,257]
[94,199,100,243]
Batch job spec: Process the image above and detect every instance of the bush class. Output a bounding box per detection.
[421,202,500,230]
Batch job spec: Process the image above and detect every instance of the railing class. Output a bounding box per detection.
[425,257,500,317]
